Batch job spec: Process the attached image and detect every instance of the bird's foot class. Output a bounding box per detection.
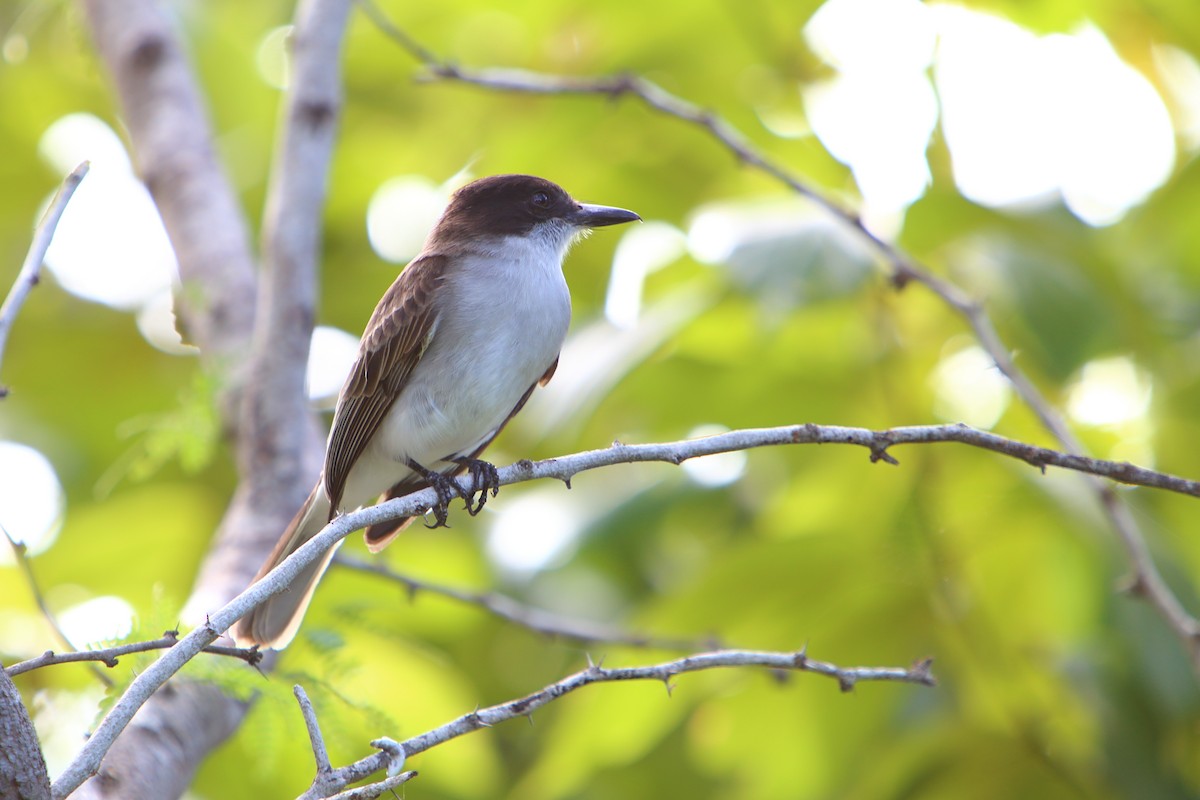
[406,460,464,528]
[453,457,501,515]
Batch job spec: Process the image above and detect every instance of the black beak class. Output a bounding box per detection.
[570,203,642,228]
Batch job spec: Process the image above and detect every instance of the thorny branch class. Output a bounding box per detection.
[293,649,935,796]
[4,632,262,678]
[334,554,723,650]
[3,525,114,686]
[48,419,1197,797]
[292,685,417,800]
[355,7,1200,673]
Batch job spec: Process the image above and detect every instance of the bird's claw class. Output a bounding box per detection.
[407,460,463,528]
[455,458,500,515]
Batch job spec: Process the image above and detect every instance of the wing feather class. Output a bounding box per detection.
[323,255,447,513]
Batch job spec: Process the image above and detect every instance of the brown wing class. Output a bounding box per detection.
[323,255,447,514]
[362,357,561,550]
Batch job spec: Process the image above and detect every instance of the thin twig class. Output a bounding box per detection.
[293,684,415,800]
[334,554,722,650]
[355,12,1200,673]
[300,648,935,795]
[294,685,333,775]
[0,161,89,396]
[1,524,113,686]
[5,632,262,678]
[322,772,418,800]
[2,528,77,657]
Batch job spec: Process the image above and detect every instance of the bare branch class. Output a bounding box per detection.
[242,0,351,488]
[334,554,722,650]
[355,13,1200,674]
[294,685,333,777]
[0,161,89,396]
[2,527,85,669]
[291,685,418,800]
[0,661,50,800]
[299,648,935,795]
[4,633,262,679]
[69,1,346,796]
[498,424,1197,498]
[49,420,1191,797]
[406,650,937,747]
[322,772,417,800]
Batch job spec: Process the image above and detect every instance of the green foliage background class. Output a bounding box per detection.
[3,0,1200,798]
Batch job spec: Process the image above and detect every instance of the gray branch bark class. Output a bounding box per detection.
[0,663,50,800]
[73,1,261,795]
[66,0,349,797]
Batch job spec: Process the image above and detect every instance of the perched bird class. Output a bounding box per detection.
[233,174,639,649]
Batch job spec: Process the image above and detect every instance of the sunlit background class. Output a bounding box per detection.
[7,0,1187,576]
[3,0,1199,794]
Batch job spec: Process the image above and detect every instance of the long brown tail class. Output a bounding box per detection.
[231,486,338,649]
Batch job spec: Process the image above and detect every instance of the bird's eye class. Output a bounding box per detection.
[530,192,551,208]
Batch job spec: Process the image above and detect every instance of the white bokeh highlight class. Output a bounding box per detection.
[803,0,1177,226]
[135,289,196,356]
[932,8,1174,225]
[1067,356,1152,426]
[803,0,937,215]
[930,343,1012,429]
[366,176,450,263]
[38,113,178,310]
[604,221,687,329]
[486,489,584,577]
[306,325,360,404]
[0,441,64,562]
[56,595,136,646]
[256,25,292,90]
[681,424,747,488]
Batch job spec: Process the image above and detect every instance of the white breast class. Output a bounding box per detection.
[341,227,574,508]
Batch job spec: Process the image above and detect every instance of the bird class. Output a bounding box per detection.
[232,174,640,649]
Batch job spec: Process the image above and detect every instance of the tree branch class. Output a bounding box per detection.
[4,633,262,679]
[183,0,349,630]
[3,525,114,686]
[355,12,1200,674]
[71,1,345,797]
[74,2,264,796]
[294,685,333,781]
[291,685,418,800]
[334,554,722,650]
[48,421,1193,797]
[483,424,1196,498]
[80,0,257,395]
[239,0,350,502]
[0,660,50,800]
[295,649,934,796]
[0,161,88,397]
[321,772,417,800]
